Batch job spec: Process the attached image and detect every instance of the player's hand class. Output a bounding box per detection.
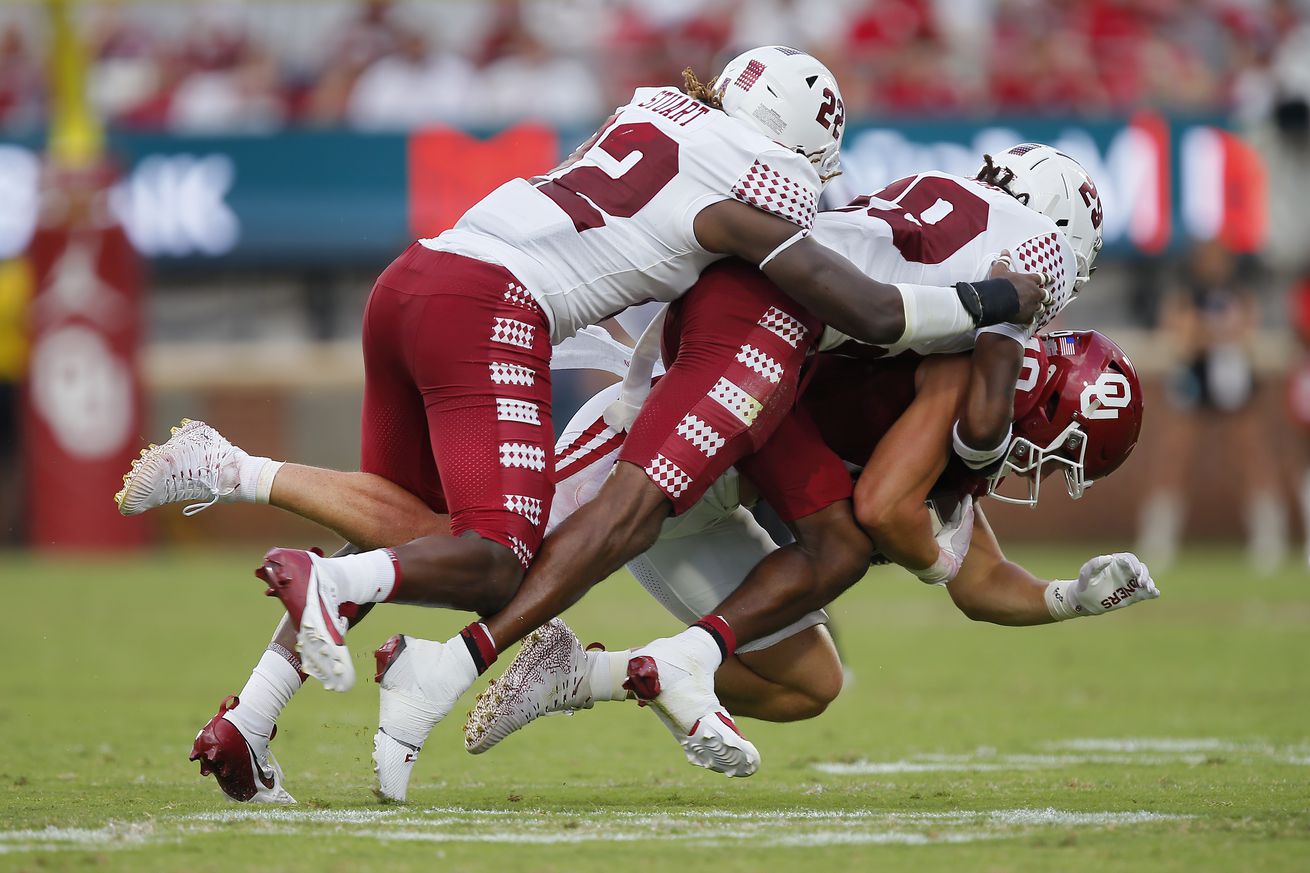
[915,497,975,586]
[1070,552,1159,615]
[989,250,1049,326]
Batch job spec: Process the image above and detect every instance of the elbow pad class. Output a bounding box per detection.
[952,420,1012,472]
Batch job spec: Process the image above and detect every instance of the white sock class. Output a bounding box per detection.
[1136,491,1182,573]
[1247,489,1288,575]
[585,649,633,702]
[677,625,726,673]
[233,455,283,504]
[225,648,304,743]
[319,549,398,604]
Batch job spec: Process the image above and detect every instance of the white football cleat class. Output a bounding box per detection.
[464,619,593,754]
[257,548,355,692]
[624,635,759,777]
[116,419,246,516]
[373,634,478,802]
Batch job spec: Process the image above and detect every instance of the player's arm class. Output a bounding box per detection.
[853,356,972,581]
[947,506,1160,625]
[953,330,1024,469]
[693,200,1047,347]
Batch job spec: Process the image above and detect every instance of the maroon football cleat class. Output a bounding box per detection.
[190,696,295,803]
[256,548,355,691]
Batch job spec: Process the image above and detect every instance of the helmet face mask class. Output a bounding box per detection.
[716,46,845,185]
[986,330,1143,508]
[987,422,1088,507]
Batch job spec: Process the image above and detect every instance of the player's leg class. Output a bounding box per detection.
[190,545,380,803]
[716,627,843,722]
[1227,405,1288,574]
[477,260,824,656]
[466,483,842,754]
[117,426,448,551]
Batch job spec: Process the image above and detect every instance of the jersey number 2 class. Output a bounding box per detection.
[537,122,679,233]
[839,176,990,264]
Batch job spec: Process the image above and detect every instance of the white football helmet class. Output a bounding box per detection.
[717,46,844,181]
[981,143,1104,292]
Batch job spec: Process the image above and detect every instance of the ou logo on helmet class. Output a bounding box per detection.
[1080,372,1131,420]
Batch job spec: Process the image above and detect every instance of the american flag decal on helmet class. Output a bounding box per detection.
[736,60,766,90]
[775,46,804,56]
[1007,144,1040,155]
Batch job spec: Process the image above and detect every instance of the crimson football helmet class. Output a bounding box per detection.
[989,330,1143,507]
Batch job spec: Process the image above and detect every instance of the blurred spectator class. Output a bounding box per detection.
[467,1,603,127]
[0,22,41,129]
[1288,275,1310,567]
[87,5,167,126]
[0,257,30,544]
[167,6,286,131]
[1136,240,1288,574]
[345,30,474,129]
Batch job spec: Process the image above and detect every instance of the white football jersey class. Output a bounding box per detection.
[422,86,822,343]
[814,171,1078,354]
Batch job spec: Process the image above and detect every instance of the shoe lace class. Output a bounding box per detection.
[164,435,238,516]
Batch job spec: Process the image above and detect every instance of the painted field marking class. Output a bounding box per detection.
[0,806,1188,854]
[814,737,1310,776]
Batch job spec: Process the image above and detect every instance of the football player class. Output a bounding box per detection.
[364,144,1106,795]
[463,330,1157,773]
[120,46,1044,699]
[120,143,1086,802]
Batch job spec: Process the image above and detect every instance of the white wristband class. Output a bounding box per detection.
[913,549,953,587]
[1044,579,1084,621]
[759,229,808,269]
[895,282,977,345]
[952,421,1012,470]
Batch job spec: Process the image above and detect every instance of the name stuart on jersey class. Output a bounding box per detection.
[637,89,712,127]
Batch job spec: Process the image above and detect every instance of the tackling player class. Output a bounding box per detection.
[119,144,1088,802]
[363,144,1105,795]
[120,46,1045,698]
[463,330,1157,772]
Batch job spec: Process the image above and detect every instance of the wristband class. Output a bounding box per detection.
[956,278,1020,326]
[952,421,1012,471]
[913,549,954,586]
[759,229,809,269]
[1043,579,1084,621]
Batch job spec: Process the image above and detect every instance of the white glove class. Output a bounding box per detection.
[914,497,975,586]
[1045,552,1159,620]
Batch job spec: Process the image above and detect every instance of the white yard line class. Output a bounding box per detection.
[814,736,1310,775]
[0,806,1188,854]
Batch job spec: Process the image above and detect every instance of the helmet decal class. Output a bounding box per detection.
[736,60,766,91]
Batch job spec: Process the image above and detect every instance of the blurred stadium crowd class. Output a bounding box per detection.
[1,0,1310,132]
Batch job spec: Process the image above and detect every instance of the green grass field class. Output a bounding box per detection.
[1,546,1307,871]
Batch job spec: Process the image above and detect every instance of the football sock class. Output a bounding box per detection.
[226,647,304,743]
[585,648,634,702]
[319,548,399,604]
[234,455,282,504]
[459,622,498,675]
[691,614,737,663]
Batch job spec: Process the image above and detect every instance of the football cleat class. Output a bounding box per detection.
[464,619,594,755]
[624,636,759,777]
[373,634,478,802]
[190,696,295,804]
[257,548,354,692]
[115,419,246,517]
